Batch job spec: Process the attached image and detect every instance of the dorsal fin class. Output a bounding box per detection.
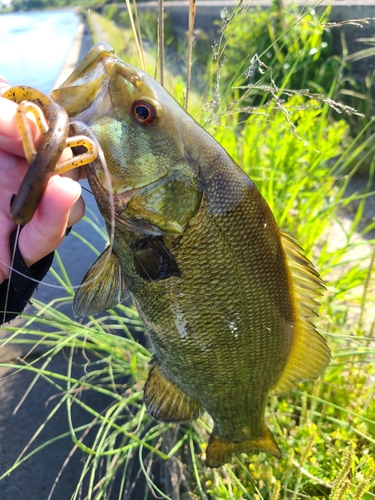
[273,231,330,394]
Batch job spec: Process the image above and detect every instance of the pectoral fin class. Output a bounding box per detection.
[144,359,201,422]
[73,246,128,317]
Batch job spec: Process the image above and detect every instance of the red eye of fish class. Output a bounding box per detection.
[132,100,158,125]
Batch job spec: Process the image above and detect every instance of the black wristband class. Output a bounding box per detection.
[0,230,54,324]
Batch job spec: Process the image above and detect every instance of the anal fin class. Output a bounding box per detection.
[144,360,201,422]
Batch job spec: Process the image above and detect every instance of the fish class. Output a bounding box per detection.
[49,42,330,467]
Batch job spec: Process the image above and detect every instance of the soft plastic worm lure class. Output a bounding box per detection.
[4,86,98,225]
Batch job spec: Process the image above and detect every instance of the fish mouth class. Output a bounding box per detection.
[60,42,117,88]
[51,43,121,120]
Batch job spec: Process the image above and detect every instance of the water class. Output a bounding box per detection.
[0,10,79,93]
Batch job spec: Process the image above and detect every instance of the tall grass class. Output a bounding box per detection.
[1,1,375,498]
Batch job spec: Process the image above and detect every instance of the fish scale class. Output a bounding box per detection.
[127,192,289,432]
[51,42,331,467]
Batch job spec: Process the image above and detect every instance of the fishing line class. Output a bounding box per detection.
[81,185,93,195]
[68,120,116,291]
[2,224,21,324]
[0,262,86,289]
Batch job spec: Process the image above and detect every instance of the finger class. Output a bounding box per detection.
[59,145,74,167]
[0,212,16,283]
[0,76,10,97]
[61,161,82,182]
[0,97,41,157]
[67,194,85,227]
[0,149,28,194]
[18,176,82,267]
[80,166,88,179]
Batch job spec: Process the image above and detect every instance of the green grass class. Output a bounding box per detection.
[1,1,375,499]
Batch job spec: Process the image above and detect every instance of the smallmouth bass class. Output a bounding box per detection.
[51,43,330,467]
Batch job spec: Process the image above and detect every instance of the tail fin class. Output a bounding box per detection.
[206,426,281,468]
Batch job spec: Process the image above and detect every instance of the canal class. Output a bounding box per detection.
[0,10,80,93]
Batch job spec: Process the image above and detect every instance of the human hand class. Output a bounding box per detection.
[0,77,85,283]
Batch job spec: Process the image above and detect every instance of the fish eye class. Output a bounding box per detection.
[131,100,158,125]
